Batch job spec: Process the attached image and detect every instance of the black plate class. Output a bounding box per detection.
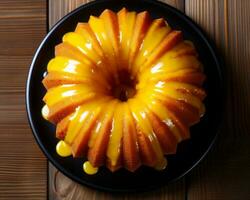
[26,0,223,193]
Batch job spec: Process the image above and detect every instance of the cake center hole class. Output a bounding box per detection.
[111,69,137,102]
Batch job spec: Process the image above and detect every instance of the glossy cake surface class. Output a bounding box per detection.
[42,8,206,173]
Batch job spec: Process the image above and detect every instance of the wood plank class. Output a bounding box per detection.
[49,163,185,200]
[48,0,186,199]
[185,0,250,199]
[0,0,47,199]
[49,0,184,27]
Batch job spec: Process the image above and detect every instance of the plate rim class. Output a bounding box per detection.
[26,0,224,193]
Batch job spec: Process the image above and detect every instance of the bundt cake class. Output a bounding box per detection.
[42,8,206,174]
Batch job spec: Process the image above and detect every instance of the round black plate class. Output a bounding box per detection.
[26,0,223,193]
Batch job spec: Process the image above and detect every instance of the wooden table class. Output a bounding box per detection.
[1,0,249,199]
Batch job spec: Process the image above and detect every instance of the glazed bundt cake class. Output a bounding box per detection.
[42,8,206,174]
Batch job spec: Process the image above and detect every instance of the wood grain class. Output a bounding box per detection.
[48,0,186,200]
[185,0,250,199]
[49,0,184,27]
[0,0,47,199]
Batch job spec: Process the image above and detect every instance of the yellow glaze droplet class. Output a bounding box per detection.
[154,158,168,171]
[56,140,72,157]
[41,105,49,120]
[83,161,98,175]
